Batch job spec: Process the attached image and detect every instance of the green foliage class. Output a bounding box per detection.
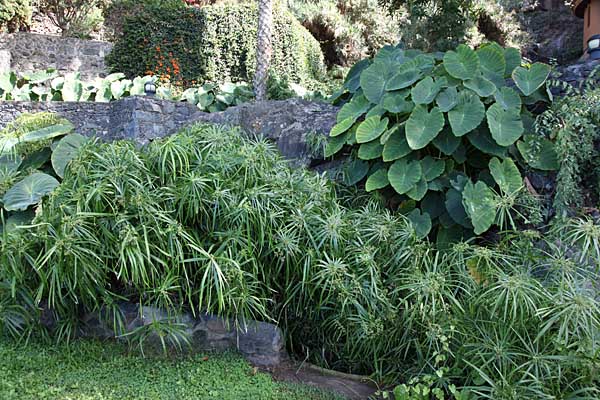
[106,1,325,88]
[0,112,86,231]
[0,340,342,399]
[0,0,30,32]
[329,43,554,238]
[38,0,107,38]
[535,83,600,217]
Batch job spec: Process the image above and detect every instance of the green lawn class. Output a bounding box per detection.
[0,339,342,400]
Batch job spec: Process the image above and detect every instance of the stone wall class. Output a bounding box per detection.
[0,33,112,80]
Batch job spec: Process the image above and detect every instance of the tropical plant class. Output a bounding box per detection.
[37,0,108,37]
[0,112,87,231]
[327,43,555,239]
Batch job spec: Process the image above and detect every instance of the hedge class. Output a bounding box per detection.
[106,2,326,87]
[0,0,31,32]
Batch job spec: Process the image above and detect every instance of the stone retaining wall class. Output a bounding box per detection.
[0,33,112,80]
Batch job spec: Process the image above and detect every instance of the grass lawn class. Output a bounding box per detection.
[0,339,343,400]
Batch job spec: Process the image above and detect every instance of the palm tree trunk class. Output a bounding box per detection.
[254,0,273,101]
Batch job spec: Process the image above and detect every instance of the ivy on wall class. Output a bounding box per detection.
[106,2,326,87]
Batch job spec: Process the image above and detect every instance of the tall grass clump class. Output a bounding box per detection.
[0,123,598,397]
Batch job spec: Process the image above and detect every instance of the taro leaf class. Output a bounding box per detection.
[436,86,458,112]
[411,77,443,105]
[356,116,389,143]
[0,71,17,93]
[443,44,480,80]
[110,80,131,100]
[467,128,507,158]
[433,128,461,155]
[131,76,152,96]
[386,66,421,91]
[198,92,215,110]
[477,43,506,86]
[343,159,369,185]
[486,103,524,146]
[105,73,126,82]
[366,104,386,118]
[360,62,388,103]
[464,75,497,97]
[422,191,445,219]
[21,69,59,84]
[3,173,60,211]
[512,63,551,96]
[407,208,432,239]
[414,54,436,72]
[445,188,472,228]
[405,105,444,150]
[325,132,349,157]
[516,135,559,171]
[388,158,422,195]
[0,154,22,174]
[380,123,400,144]
[344,59,371,93]
[20,148,51,171]
[52,134,88,178]
[462,180,498,235]
[383,129,411,161]
[421,156,445,181]
[494,87,522,111]
[382,91,414,114]
[375,45,406,64]
[452,142,467,164]
[2,210,35,233]
[338,94,371,122]
[330,117,356,137]
[62,74,83,101]
[20,122,74,144]
[95,80,112,102]
[448,91,485,137]
[504,48,522,76]
[489,157,522,195]
[366,168,390,192]
[407,176,428,201]
[358,140,384,160]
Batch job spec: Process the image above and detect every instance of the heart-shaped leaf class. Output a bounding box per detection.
[343,159,369,185]
[517,135,559,171]
[338,94,371,122]
[436,87,458,112]
[388,158,422,195]
[443,44,480,80]
[356,116,389,143]
[386,66,422,91]
[477,43,506,85]
[486,103,524,146]
[489,157,522,195]
[383,128,411,161]
[445,188,472,228]
[358,140,384,160]
[366,168,390,191]
[421,156,445,181]
[462,180,498,235]
[52,134,88,178]
[504,48,522,76]
[433,128,461,155]
[467,128,507,158]
[344,59,371,92]
[360,62,388,103]
[405,105,445,150]
[324,131,349,157]
[383,91,414,114]
[3,173,60,211]
[494,87,522,111]
[407,208,432,239]
[448,91,485,137]
[512,63,551,96]
[464,75,496,97]
[330,117,356,137]
[411,77,443,105]
[407,176,428,201]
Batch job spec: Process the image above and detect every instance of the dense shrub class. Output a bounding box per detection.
[0,0,31,32]
[37,0,107,38]
[328,43,554,240]
[0,123,598,397]
[106,1,326,88]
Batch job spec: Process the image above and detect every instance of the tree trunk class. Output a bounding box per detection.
[254,0,273,101]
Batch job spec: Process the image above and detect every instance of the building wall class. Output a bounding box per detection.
[0,33,112,80]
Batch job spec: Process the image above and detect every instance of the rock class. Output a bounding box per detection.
[193,98,339,167]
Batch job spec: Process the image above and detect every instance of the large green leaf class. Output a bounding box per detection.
[62,74,84,101]
[360,62,388,103]
[356,116,389,143]
[494,87,522,111]
[436,86,458,112]
[382,91,414,114]
[20,69,59,84]
[462,181,498,235]
[411,77,444,105]
[489,157,522,195]
[448,91,485,136]
[358,140,384,160]
[467,128,507,158]
[407,208,432,239]
[20,122,75,144]
[405,105,444,150]
[421,156,445,181]
[366,168,390,191]
[388,158,422,195]
[382,128,411,161]
[324,132,349,157]
[338,94,371,122]
[464,75,496,97]
[407,176,428,201]
[445,188,471,228]
[512,63,551,96]
[386,65,422,91]
[504,48,522,76]
[52,134,88,178]
[486,103,524,146]
[330,117,356,137]
[517,135,559,171]
[344,59,371,92]
[477,43,506,85]
[3,173,60,211]
[433,128,461,155]
[422,192,445,219]
[443,44,480,80]
[343,159,369,185]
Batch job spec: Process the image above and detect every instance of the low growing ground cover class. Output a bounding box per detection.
[0,339,341,400]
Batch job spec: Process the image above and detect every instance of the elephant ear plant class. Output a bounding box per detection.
[0,112,87,232]
[328,43,558,240]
